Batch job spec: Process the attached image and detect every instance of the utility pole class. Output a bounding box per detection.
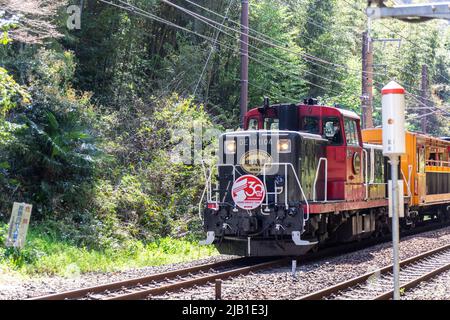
[361,31,374,129]
[240,0,249,128]
[421,64,428,133]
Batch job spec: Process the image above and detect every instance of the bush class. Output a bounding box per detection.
[91,94,221,244]
[1,46,221,263]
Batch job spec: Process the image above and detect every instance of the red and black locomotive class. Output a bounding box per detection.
[200,98,450,256]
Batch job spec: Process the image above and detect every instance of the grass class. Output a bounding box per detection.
[0,222,218,277]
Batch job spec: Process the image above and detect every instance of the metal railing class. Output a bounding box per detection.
[262,162,310,224]
[401,164,413,197]
[199,162,310,225]
[199,162,239,223]
[426,160,450,167]
[362,149,369,200]
[312,157,328,202]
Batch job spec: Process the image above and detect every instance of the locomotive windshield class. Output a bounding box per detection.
[323,117,342,145]
[300,116,319,134]
[246,116,280,130]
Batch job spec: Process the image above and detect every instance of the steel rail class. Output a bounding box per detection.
[298,243,450,300]
[373,262,450,300]
[105,258,287,300]
[29,257,250,300]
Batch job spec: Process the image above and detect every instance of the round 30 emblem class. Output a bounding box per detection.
[231,175,266,210]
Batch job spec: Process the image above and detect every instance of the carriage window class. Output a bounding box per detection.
[301,116,319,134]
[248,118,258,130]
[344,118,359,146]
[264,117,279,130]
[323,117,342,145]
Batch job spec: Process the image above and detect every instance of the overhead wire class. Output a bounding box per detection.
[192,0,235,98]
[161,0,385,77]
[159,0,366,99]
[120,0,360,96]
[340,0,450,83]
[338,0,450,119]
[100,0,450,120]
[101,0,345,100]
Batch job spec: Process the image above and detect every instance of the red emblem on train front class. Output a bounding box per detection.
[231,175,266,210]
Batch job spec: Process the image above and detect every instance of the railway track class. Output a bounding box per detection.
[29,257,287,300]
[298,243,450,300]
[29,221,450,300]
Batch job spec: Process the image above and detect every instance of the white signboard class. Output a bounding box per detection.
[5,202,33,249]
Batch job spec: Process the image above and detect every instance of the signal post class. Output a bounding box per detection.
[381,81,406,300]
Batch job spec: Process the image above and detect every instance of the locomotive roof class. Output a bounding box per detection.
[247,103,360,120]
[221,130,328,142]
[335,107,359,119]
[416,133,450,147]
[363,127,450,147]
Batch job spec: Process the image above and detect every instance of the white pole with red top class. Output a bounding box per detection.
[381,81,406,300]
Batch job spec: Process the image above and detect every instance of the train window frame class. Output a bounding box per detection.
[264,117,279,130]
[417,146,425,173]
[248,118,259,130]
[344,118,360,146]
[300,116,320,134]
[322,117,343,145]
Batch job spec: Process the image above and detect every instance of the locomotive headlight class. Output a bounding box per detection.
[277,139,291,153]
[224,140,236,154]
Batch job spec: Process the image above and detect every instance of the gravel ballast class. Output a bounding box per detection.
[152,226,450,300]
[402,269,450,300]
[2,226,450,300]
[0,255,236,300]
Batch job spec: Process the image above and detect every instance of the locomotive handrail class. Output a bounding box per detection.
[408,164,412,197]
[262,164,287,210]
[201,161,310,222]
[312,158,328,202]
[201,163,241,205]
[198,184,207,225]
[400,164,413,198]
[199,161,217,225]
[262,162,310,224]
[362,149,368,200]
[216,164,238,210]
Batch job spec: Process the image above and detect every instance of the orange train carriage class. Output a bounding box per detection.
[363,128,450,214]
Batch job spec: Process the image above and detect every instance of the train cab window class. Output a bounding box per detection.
[248,118,259,130]
[323,117,342,145]
[264,117,279,130]
[300,116,319,134]
[344,118,360,146]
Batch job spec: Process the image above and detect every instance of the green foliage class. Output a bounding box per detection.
[91,95,219,243]
[0,222,217,275]
[0,67,30,117]
[0,49,101,222]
